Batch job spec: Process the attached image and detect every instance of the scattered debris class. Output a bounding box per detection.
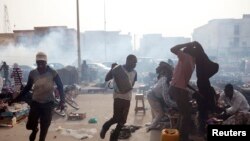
[68,112,86,121]
[111,125,142,139]
[55,126,97,140]
[88,117,97,123]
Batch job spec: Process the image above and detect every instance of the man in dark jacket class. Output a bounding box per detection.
[0,61,11,86]
[20,52,65,141]
[192,41,219,135]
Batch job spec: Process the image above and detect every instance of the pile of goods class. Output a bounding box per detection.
[0,101,29,127]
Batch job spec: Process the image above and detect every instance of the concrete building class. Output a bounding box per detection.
[0,26,77,66]
[193,14,250,59]
[138,34,190,60]
[0,26,76,49]
[82,31,133,62]
[0,33,14,47]
[0,26,134,65]
[13,30,36,47]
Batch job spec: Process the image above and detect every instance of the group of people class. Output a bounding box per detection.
[99,41,249,141]
[3,40,250,141]
[0,61,23,92]
[99,41,199,141]
[146,41,249,141]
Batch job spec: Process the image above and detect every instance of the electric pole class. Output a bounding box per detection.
[4,5,11,33]
[76,0,81,83]
[104,0,107,61]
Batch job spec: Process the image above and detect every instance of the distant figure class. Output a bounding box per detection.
[0,61,11,86]
[167,59,174,68]
[100,54,137,141]
[167,42,196,141]
[146,61,176,131]
[217,83,250,120]
[19,52,65,141]
[0,75,3,90]
[11,63,23,99]
[81,60,89,82]
[239,59,248,73]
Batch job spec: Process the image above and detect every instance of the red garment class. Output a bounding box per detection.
[170,51,195,89]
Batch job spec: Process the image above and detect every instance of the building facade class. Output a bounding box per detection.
[138,34,190,59]
[193,14,250,59]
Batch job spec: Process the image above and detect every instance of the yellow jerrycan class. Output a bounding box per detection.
[161,128,179,141]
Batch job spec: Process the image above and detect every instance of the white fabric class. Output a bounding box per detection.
[218,90,250,115]
[146,76,176,129]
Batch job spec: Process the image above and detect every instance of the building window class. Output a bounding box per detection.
[234,37,239,47]
[229,41,233,47]
[234,25,240,35]
[242,41,247,47]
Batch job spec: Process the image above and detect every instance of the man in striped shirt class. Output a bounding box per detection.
[11,63,23,94]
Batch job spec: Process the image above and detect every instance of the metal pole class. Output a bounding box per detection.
[76,0,81,82]
[134,34,136,51]
[104,0,107,61]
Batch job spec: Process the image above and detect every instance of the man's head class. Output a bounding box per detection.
[111,63,118,69]
[13,63,19,68]
[36,52,47,61]
[184,41,204,58]
[125,54,137,71]
[36,52,47,71]
[156,61,173,75]
[224,83,234,99]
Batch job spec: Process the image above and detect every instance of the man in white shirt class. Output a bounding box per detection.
[100,54,137,141]
[218,83,250,119]
[146,61,176,132]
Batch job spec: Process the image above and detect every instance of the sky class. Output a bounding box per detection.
[1,0,250,37]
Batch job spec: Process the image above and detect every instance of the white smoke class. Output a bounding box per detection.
[0,29,77,67]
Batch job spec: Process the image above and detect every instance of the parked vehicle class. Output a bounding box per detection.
[87,63,110,83]
[48,63,64,70]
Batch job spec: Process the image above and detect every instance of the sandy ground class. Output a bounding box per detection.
[0,93,153,141]
[0,92,205,141]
